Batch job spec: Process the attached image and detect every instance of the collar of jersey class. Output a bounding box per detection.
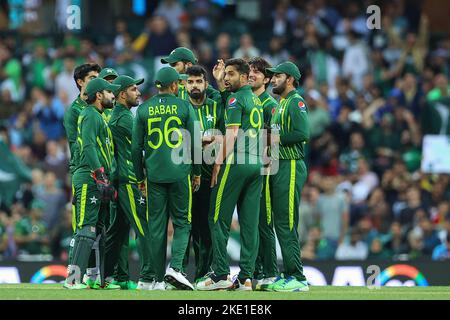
[237,85,252,92]
[88,104,104,114]
[283,89,298,100]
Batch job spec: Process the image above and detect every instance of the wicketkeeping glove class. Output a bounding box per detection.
[91,167,116,202]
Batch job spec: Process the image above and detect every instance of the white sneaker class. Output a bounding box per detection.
[233,278,253,291]
[137,280,154,290]
[164,267,194,291]
[152,281,166,291]
[255,277,277,291]
[196,274,234,291]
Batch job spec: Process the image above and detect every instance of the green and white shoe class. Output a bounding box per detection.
[64,282,88,290]
[255,277,278,291]
[272,277,309,292]
[112,280,138,290]
[265,276,285,291]
[88,279,121,290]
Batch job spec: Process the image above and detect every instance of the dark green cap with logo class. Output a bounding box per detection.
[155,67,184,87]
[161,47,198,64]
[99,67,119,80]
[85,78,120,98]
[267,61,302,82]
[112,75,144,95]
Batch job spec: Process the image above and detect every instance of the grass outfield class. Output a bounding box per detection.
[0,284,449,300]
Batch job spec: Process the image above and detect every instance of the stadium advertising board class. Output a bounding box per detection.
[0,261,449,286]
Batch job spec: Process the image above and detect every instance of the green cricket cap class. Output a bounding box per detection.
[99,67,119,80]
[155,67,184,87]
[266,61,301,81]
[112,75,144,95]
[85,78,120,98]
[161,47,198,64]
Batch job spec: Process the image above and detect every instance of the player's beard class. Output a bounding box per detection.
[226,80,240,92]
[188,89,205,101]
[272,79,287,95]
[126,95,139,107]
[101,96,115,109]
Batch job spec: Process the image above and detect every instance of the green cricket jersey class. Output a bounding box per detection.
[63,95,87,174]
[178,83,222,102]
[270,90,309,160]
[132,93,201,183]
[76,105,114,177]
[191,97,224,179]
[108,103,137,184]
[102,108,113,123]
[258,90,278,126]
[225,85,263,158]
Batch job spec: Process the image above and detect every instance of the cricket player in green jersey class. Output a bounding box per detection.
[182,65,225,284]
[102,75,156,290]
[131,67,202,291]
[196,58,263,291]
[266,61,309,292]
[63,63,101,289]
[98,67,119,123]
[65,78,121,290]
[248,57,279,291]
[99,67,134,288]
[161,47,221,102]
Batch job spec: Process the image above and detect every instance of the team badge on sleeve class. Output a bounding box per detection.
[298,101,306,111]
[228,97,237,107]
[271,107,276,115]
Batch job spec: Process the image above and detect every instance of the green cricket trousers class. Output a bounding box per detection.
[209,154,263,281]
[270,159,307,281]
[147,175,192,282]
[104,183,154,282]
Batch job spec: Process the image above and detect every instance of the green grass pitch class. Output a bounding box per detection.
[0,284,449,300]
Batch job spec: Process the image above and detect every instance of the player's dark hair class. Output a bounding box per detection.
[85,92,99,104]
[185,65,208,82]
[248,57,272,89]
[292,79,299,88]
[225,58,250,76]
[74,63,101,91]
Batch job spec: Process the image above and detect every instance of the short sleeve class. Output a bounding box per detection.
[225,95,243,127]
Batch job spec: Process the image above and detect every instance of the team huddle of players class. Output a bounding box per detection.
[63,47,310,292]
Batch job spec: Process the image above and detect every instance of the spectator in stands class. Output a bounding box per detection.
[233,33,260,60]
[298,185,320,245]
[397,186,428,231]
[384,221,409,258]
[42,140,68,183]
[427,73,450,101]
[155,0,186,32]
[306,89,331,139]
[14,200,50,255]
[316,176,349,248]
[34,171,66,233]
[335,227,369,260]
[342,29,370,91]
[262,36,290,67]
[339,132,371,174]
[50,203,73,261]
[54,56,78,104]
[432,233,450,261]
[31,87,65,141]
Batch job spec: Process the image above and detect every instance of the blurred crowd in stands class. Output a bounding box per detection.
[0,0,449,262]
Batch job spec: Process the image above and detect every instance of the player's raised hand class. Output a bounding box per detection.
[212,59,225,81]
